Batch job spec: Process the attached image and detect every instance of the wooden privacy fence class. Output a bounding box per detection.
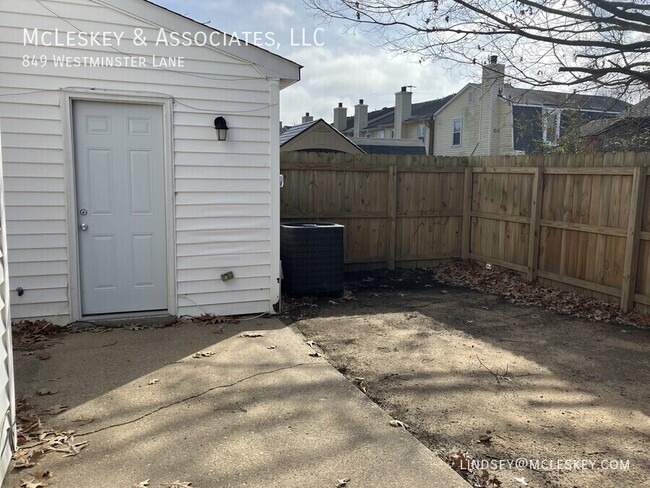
[280,151,650,314]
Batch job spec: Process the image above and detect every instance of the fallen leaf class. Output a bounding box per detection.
[389,419,409,429]
[19,479,47,488]
[12,449,45,468]
[63,441,88,457]
[513,477,529,486]
[336,479,351,487]
[306,340,317,347]
[167,482,192,488]
[240,333,264,338]
[477,434,492,443]
[125,325,146,331]
[267,346,277,350]
[147,379,160,385]
[36,389,57,396]
[308,352,322,358]
[132,480,150,488]
[35,352,51,361]
[353,377,368,394]
[30,470,53,481]
[192,351,215,358]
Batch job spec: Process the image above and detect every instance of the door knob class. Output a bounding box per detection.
[80,223,89,231]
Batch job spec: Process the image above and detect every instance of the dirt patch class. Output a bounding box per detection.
[284,268,650,488]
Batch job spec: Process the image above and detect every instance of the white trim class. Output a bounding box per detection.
[61,88,177,321]
[268,79,280,313]
[452,117,463,146]
[0,118,17,478]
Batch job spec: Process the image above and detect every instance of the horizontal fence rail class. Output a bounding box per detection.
[280,151,650,314]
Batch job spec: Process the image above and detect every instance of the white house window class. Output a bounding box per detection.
[468,91,475,103]
[542,108,561,146]
[452,118,462,146]
[377,130,385,139]
[417,124,426,140]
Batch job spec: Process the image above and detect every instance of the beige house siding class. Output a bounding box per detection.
[434,88,481,156]
[434,86,515,157]
[281,122,363,154]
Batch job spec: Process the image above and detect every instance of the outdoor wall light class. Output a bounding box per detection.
[214,116,229,141]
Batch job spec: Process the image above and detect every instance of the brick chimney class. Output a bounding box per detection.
[354,99,368,138]
[394,87,412,139]
[333,102,348,131]
[302,112,314,124]
[481,56,506,154]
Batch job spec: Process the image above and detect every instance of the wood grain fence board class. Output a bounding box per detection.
[621,167,647,312]
[544,167,635,175]
[528,167,543,281]
[462,168,473,259]
[468,253,529,273]
[387,166,397,270]
[537,270,621,297]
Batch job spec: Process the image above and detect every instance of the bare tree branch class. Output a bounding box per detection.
[306,0,650,99]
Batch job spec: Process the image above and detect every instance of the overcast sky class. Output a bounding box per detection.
[153,0,471,126]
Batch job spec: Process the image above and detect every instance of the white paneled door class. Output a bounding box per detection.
[73,102,167,315]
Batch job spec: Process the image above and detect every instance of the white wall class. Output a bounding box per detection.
[0,116,16,483]
[0,0,296,319]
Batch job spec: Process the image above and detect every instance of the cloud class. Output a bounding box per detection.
[257,3,296,29]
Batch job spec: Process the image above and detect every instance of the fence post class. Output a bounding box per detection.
[461,167,473,259]
[621,166,647,313]
[527,167,544,282]
[387,165,397,270]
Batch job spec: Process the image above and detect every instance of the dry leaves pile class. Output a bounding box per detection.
[176,314,240,326]
[12,321,67,351]
[445,451,502,488]
[13,398,86,474]
[433,261,650,328]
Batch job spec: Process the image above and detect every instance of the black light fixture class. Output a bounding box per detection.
[214,116,229,141]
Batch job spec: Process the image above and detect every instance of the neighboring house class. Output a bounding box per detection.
[581,97,650,152]
[331,93,454,155]
[0,0,300,322]
[280,117,364,154]
[348,137,426,155]
[433,56,630,156]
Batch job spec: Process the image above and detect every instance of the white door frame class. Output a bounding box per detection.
[61,89,177,321]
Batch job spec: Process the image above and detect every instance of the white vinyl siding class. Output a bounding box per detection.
[0,119,17,483]
[0,0,297,320]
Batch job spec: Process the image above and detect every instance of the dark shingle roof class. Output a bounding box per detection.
[279,119,319,146]
[350,137,426,155]
[362,94,455,130]
[503,86,630,112]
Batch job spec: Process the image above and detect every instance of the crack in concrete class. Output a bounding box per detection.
[76,363,311,437]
